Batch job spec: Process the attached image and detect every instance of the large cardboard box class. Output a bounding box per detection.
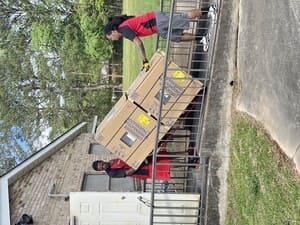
[95,95,168,169]
[125,124,168,169]
[127,50,165,97]
[128,51,203,128]
[95,51,202,169]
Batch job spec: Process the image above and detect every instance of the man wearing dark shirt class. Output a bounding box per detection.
[104,5,217,70]
[92,156,171,180]
[118,11,158,41]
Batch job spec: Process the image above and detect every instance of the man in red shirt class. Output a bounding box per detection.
[92,155,171,180]
[104,5,217,70]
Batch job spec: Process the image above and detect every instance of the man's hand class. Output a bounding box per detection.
[125,168,137,176]
[142,60,150,72]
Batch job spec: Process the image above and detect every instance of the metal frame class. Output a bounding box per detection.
[148,0,220,224]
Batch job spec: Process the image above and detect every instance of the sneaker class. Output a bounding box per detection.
[199,33,211,52]
[207,3,218,22]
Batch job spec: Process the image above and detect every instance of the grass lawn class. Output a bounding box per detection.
[122,0,160,91]
[226,114,300,225]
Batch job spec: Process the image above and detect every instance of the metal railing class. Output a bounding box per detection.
[148,0,220,224]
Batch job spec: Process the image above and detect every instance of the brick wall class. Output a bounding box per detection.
[9,133,114,225]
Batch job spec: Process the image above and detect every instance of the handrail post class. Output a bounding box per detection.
[149,0,176,224]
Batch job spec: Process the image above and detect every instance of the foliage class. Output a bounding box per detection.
[0,0,120,174]
[30,22,61,51]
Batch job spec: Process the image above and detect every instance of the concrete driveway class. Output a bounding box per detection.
[237,0,300,171]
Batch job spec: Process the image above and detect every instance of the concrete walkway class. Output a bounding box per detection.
[199,0,239,224]
[237,0,300,172]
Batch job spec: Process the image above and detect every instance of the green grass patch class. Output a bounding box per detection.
[122,0,160,91]
[226,115,300,225]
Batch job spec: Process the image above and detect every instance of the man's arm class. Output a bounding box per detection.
[118,26,147,62]
[107,167,137,177]
[133,37,147,62]
[107,168,127,178]
[125,168,137,176]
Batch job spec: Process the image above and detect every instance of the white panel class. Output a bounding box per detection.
[71,192,151,225]
[79,222,89,225]
[153,193,200,224]
[79,222,100,225]
[70,192,200,225]
[80,203,91,213]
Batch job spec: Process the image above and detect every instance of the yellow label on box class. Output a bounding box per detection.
[172,70,186,83]
[137,114,150,127]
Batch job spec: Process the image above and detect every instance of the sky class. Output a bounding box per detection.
[33,126,52,150]
[15,136,30,153]
[9,125,52,163]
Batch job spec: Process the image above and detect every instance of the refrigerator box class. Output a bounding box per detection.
[127,50,165,96]
[95,95,168,169]
[128,51,203,128]
[125,124,168,169]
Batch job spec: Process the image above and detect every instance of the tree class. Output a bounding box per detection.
[0,0,120,174]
